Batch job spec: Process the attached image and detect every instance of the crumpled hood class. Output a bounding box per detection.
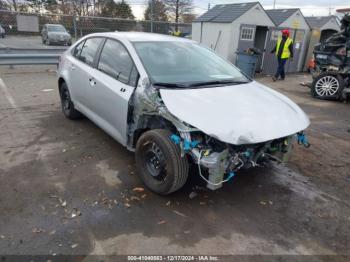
[159,81,310,145]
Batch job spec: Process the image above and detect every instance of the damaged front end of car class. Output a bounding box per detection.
[169,131,303,190]
[127,78,310,191]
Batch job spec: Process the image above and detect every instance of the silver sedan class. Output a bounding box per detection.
[57,32,309,195]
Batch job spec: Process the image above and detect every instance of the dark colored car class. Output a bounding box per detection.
[41,24,72,46]
[311,14,350,100]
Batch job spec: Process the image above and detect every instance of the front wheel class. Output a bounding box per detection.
[311,73,344,100]
[135,129,189,195]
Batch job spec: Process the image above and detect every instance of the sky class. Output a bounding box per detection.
[127,0,349,20]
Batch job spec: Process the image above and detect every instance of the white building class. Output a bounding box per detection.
[192,2,274,71]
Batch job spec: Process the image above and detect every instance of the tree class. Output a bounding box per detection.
[181,13,195,23]
[101,0,134,19]
[0,1,10,10]
[144,0,168,22]
[44,0,59,13]
[27,0,43,13]
[26,0,57,13]
[11,0,17,11]
[164,0,193,30]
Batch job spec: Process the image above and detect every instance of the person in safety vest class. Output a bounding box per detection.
[271,29,294,81]
[172,30,182,37]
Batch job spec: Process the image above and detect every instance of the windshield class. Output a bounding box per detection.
[48,25,66,32]
[133,41,250,87]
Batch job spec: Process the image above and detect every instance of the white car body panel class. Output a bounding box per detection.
[160,81,310,145]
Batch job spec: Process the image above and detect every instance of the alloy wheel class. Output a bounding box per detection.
[315,75,339,97]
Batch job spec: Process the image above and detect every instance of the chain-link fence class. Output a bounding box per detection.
[0,10,192,38]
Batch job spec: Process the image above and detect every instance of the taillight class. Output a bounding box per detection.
[336,47,346,56]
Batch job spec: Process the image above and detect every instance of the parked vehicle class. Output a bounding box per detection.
[311,14,350,100]
[0,24,5,38]
[57,32,310,195]
[41,24,72,46]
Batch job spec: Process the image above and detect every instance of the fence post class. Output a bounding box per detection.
[150,0,154,33]
[73,15,77,40]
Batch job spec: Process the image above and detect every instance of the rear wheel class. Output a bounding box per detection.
[59,82,82,119]
[311,73,344,100]
[135,129,189,195]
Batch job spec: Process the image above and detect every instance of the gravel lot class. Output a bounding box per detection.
[0,63,349,260]
[0,35,71,49]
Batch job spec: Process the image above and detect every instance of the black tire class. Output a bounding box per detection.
[135,129,189,195]
[59,82,82,119]
[311,73,345,100]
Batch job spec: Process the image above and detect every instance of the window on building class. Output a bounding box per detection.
[240,27,254,41]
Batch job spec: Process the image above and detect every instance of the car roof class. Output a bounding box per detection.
[86,32,194,43]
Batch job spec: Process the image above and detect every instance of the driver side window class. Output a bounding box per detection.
[97,39,137,86]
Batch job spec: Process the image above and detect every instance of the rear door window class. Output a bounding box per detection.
[97,39,136,86]
[78,38,103,66]
[72,40,85,58]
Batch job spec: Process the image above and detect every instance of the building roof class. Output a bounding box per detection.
[305,16,335,29]
[266,9,299,26]
[194,2,259,23]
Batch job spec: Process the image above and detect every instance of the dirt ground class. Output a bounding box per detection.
[0,64,349,261]
[0,35,70,49]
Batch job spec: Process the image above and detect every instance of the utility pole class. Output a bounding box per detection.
[208,3,210,10]
[175,0,179,32]
[273,0,276,9]
[328,6,333,15]
[150,0,154,33]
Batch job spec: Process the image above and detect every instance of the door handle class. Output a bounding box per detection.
[89,77,97,86]
[69,64,76,71]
